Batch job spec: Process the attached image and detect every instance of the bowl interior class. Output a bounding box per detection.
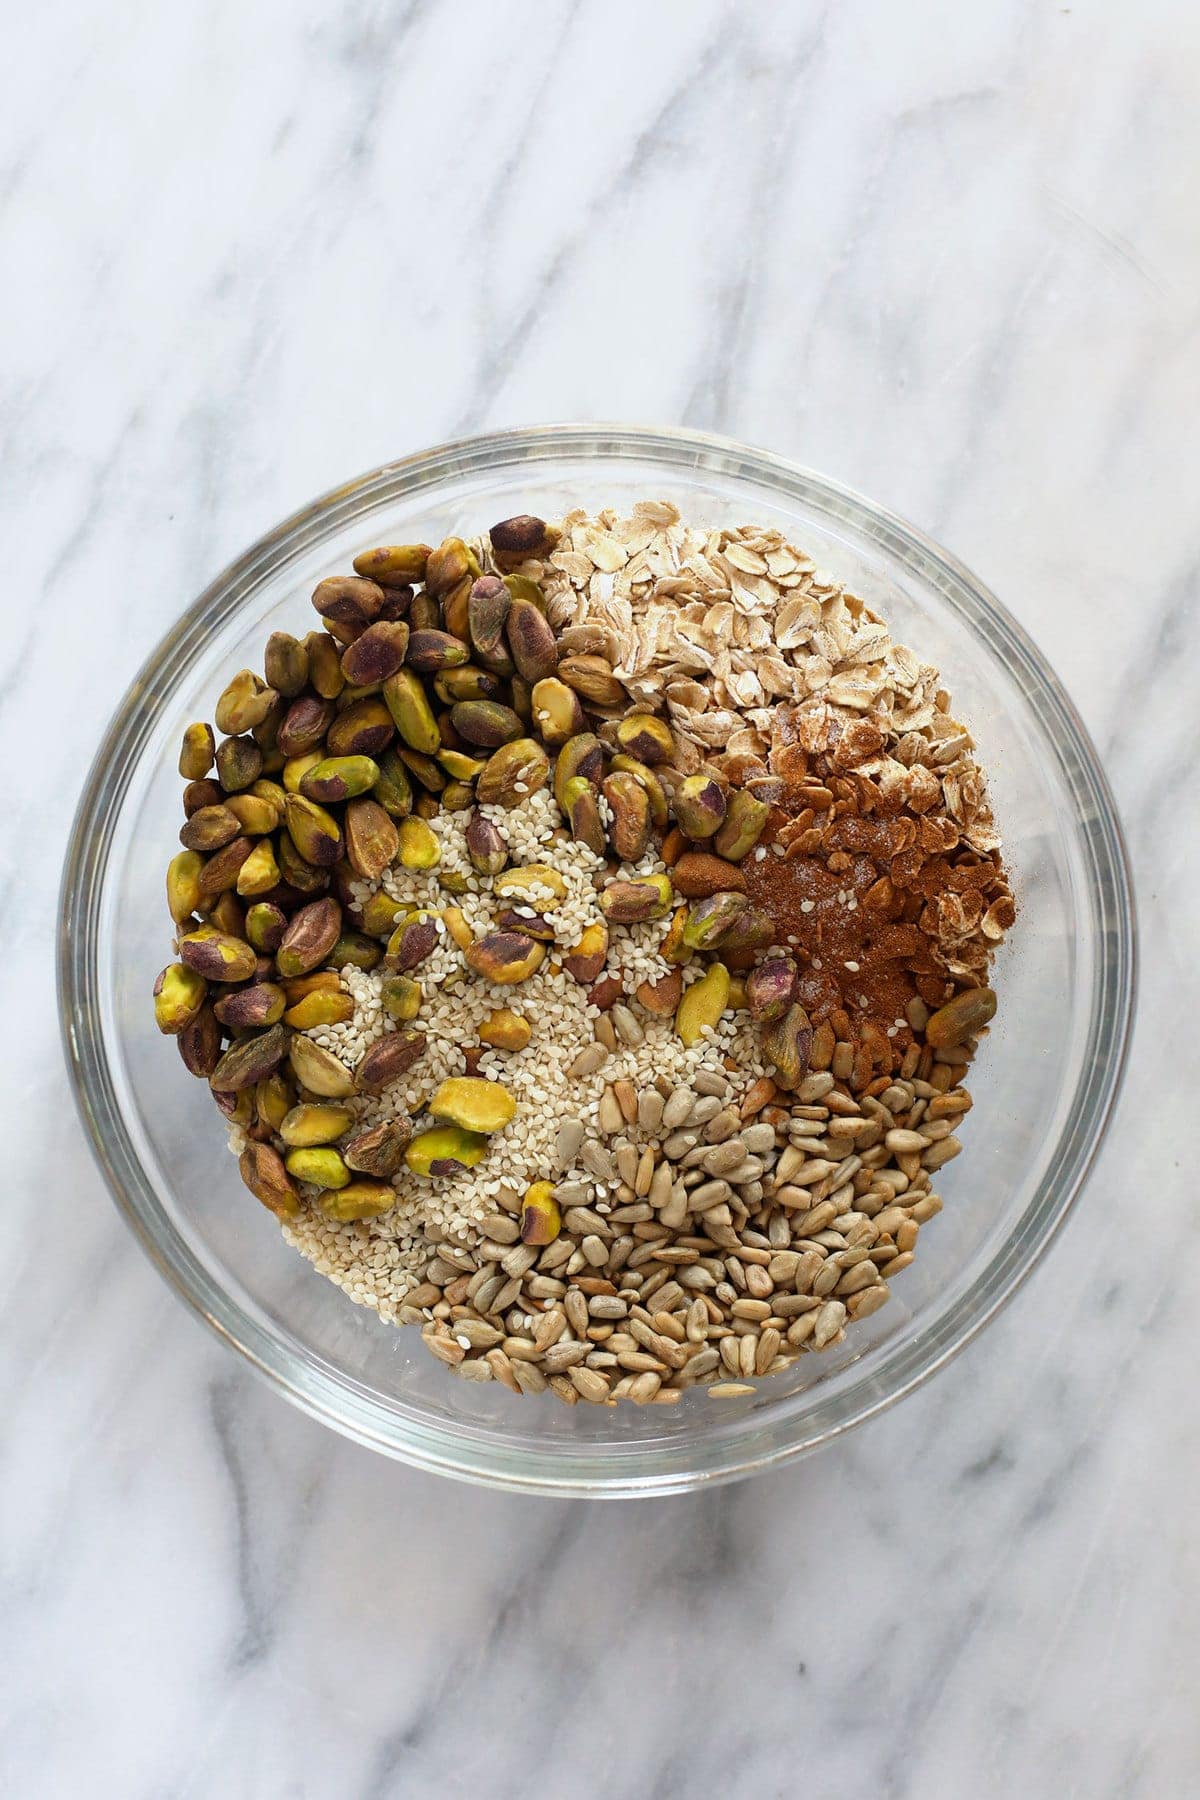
[62,429,1133,1493]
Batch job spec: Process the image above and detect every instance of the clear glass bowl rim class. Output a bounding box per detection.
[58,423,1137,1497]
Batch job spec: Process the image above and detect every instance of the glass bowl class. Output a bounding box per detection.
[59,425,1136,1496]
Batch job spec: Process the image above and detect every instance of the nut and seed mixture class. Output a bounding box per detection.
[154,502,1011,1407]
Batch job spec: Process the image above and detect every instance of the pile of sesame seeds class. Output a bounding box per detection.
[276,790,763,1325]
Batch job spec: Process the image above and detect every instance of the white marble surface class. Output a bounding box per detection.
[3,1,1197,1794]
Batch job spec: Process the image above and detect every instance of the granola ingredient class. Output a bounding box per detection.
[519,1182,561,1245]
[319,1180,397,1221]
[478,1009,532,1051]
[179,722,216,780]
[926,987,997,1048]
[210,1025,291,1092]
[288,1036,356,1098]
[405,1126,489,1178]
[153,964,206,1035]
[465,932,546,984]
[675,962,731,1046]
[342,1120,413,1177]
[354,1029,427,1091]
[672,774,727,839]
[279,1102,355,1147]
[429,1077,516,1134]
[239,1143,300,1219]
[713,790,770,861]
[155,499,1010,1412]
[284,1148,350,1190]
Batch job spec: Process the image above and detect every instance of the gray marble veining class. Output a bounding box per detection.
[3,1,1196,1795]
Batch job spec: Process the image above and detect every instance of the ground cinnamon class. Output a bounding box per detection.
[742,735,1010,1079]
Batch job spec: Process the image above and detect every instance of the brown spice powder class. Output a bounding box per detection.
[742,736,1010,1072]
[745,842,925,1054]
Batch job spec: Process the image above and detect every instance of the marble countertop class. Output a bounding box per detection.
[4,2,1196,1794]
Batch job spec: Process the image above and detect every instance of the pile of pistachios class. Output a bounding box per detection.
[153,513,818,1233]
